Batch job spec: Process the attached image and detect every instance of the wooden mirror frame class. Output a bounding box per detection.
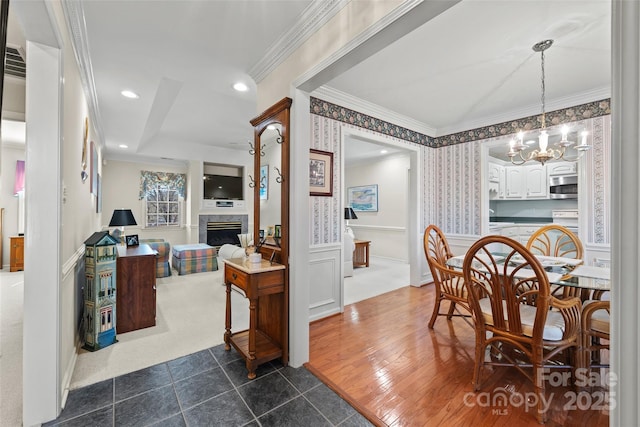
[249,97,292,268]
[249,97,291,366]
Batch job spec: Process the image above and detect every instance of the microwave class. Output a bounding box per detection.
[549,174,578,199]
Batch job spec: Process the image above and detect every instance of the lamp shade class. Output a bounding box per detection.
[109,209,137,227]
[344,207,358,220]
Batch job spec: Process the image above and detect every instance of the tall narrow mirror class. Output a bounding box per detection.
[258,124,283,246]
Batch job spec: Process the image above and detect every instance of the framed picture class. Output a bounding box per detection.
[348,184,379,212]
[274,224,281,238]
[260,164,268,200]
[90,141,98,195]
[125,234,139,247]
[309,149,333,197]
[259,229,265,239]
[96,173,102,213]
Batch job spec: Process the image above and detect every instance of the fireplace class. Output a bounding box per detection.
[207,221,241,248]
[199,215,248,249]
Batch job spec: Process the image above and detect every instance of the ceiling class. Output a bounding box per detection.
[4,0,611,165]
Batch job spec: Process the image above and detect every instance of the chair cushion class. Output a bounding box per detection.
[583,300,610,334]
[439,278,467,297]
[478,298,566,341]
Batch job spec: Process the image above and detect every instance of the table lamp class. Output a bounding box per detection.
[344,207,358,235]
[109,209,137,244]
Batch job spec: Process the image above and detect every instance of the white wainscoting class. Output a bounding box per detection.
[349,224,407,262]
[445,233,480,257]
[584,243,611,267]
[309,243,342,321]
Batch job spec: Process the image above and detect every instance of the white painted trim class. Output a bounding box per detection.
[22,39,63,426]
[349,224,405,232]
[610,2,639,422]
[61,0,105,149]
[249,0,350,83]
[436,87,612,137]
[292,0,440,91]
[62,245,84,278]
[313,85,436,136]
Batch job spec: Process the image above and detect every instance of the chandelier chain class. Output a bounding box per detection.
[540,48,546,129]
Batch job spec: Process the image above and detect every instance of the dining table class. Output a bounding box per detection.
[445,253,611,296]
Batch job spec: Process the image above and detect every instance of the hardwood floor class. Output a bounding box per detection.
[307,285,610,427]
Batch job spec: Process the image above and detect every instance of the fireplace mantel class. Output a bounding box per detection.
[199,215,248,244]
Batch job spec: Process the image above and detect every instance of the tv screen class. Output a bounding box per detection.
[203,174,243,200]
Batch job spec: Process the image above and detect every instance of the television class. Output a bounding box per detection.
[203,174,243,200]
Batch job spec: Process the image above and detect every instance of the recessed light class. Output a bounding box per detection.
[119,144,128,149]
[233,82,248,92]
[380,150,388,154]
[121,90,139,99]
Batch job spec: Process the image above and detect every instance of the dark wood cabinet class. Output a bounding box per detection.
[116,244,156,333]
[224,258,286,379]
[10,236,24,272]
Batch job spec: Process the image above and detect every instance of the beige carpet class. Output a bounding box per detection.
[0,270,24,427]
[70,267,249,389]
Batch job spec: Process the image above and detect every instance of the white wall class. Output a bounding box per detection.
[0,146,24,268]
[346,154,409,261]
[101,159,189,246]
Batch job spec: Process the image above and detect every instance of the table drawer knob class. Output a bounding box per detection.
[232,273,238,280]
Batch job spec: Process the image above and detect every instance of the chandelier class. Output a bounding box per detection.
[507,39,591,165]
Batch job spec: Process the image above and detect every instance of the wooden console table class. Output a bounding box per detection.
[116,244,156,333]
[353,239,371,268]
[223,257,286,379]
[10,236,24,272]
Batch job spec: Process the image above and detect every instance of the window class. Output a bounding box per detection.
[145,185,181,227]
[139,170,186,228]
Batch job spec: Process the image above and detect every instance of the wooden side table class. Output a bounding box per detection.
[10,236,24,272]
[353,239,371,268]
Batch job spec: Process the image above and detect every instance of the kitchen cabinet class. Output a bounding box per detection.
[489,162,506,199]
[548,162,577,176]
[505,167,525,198]
[525,164,548,198]
[505,164,547,199]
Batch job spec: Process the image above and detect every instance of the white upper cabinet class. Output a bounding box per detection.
[488,161,506,199]
[504,164,548,199]
[505,167,525,198]
[548,162,577,176]
[525,164,548,198]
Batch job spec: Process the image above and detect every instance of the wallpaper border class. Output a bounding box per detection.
[310,97,611,148]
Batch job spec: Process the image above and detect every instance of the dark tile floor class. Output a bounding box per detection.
[44,344,373,427]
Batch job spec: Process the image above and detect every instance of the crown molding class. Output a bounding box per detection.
[248,0,350,83]
[314,85,436,136]
[61,0,105,150]
[436,86,612,136]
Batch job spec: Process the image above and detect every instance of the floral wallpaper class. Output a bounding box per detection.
[139,171,187,200]
[310,98,610,242]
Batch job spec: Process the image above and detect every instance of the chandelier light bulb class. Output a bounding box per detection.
[506,39,591,165]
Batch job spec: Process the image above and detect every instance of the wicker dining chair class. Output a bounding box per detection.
[423,224,471,328]
[581,300,610,378]
[463,235,582,424]
[526,224,584,298]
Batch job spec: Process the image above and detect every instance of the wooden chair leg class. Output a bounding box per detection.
[446,301,457,319]
[428,295,442,329]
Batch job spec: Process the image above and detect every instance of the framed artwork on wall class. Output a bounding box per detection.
[90,141,98,195]
[96,174,102,213]
[309,149,333,196]
[348,184,379,212]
